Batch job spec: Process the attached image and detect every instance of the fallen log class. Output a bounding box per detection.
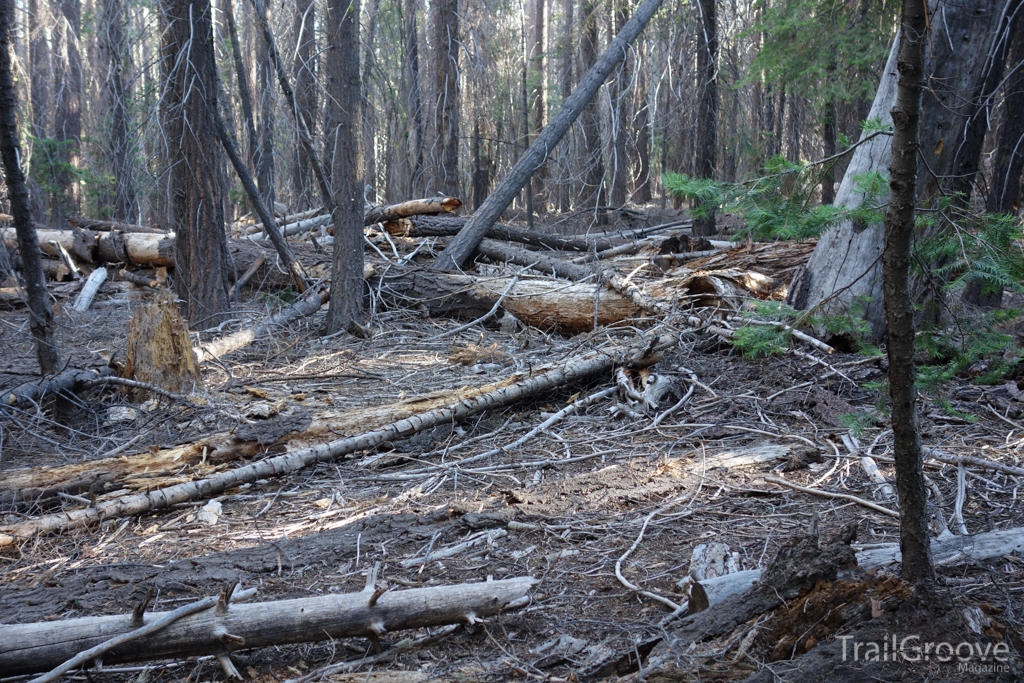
[72,267,107,312]
[0,334,674,544]
[376,267,637,334]
[68,216,167,234]
[364,197,462,225]
[395,215,617,252]
[193,286,330,363]
[2,366,114,409]
[2,228,175,267]
[0,576,535,677]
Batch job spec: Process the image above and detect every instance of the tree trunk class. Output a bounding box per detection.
[403,0,424,196]
[224,0,260,179]
[692,0,717,237]
[323,0,365,334]
[161,0,231,326]
[608,0,630,208]
[434,0,665,271]
[99,0,138,221]
[795,0,1009,339]
[361,0,379,194]
[529,0,547,212]
[291,0,317,205]
[52,0,82,225]
[555,0,573,212]
[578,0,605,217]
[428,0,459,196]
[254,0,277,214]
[987,17,1024,214]
[0,0,59,374]
[883,0,933,593]
[28,0,49,222]
[632,52,652,203]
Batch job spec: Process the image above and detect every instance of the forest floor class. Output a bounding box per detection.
[1,207,1023,683]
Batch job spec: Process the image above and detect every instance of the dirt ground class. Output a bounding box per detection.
[1,208,1023,683]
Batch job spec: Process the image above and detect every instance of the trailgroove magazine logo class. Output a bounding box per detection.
[839,634,1011,672]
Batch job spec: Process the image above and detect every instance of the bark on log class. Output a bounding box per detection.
[0,577,536,677]
[0,334,675,544]
[396,215,617,252]
[376,267,637,334]
[365,197,461,224]
[68,216,167,234]
[2,228,175,267]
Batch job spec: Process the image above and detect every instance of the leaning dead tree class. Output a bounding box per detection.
[433,0,666,271]
[0,576,536,677]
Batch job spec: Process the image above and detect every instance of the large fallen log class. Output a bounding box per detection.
[364,197,462,225]
[2,228,176,267]
[0,334,675,545]
[394,215,617,252]
[0,576,535,677]
[376,267,637,334]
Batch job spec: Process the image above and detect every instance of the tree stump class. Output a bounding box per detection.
[123,292,200,398]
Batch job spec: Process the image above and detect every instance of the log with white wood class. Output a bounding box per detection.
[72,267,108,312]
[363,197,462,225]
[0,576,536,677]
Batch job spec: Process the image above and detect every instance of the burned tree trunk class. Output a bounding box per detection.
[0,0,60,374]
[323,0,365,333]
[160,0,231,325]
[99,0,138,221]
[428,0,459,197]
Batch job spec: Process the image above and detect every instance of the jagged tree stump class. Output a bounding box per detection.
[123,292,200,398]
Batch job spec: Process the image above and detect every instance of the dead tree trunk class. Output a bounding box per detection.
[529,0,547,212]
[0,578,536,677]
[578,0,605,218]
[428,0,459,197]
[403,0,424,196]
[0,0,60,374]
[692,0,718,237]
[987,17,1024,214]
[254,0,277,213]
[883,0,933,592]
[98,0,138,221]
[323,0,365,334]
[161,0,231,325]
[291,0,317,204]
[52,0,82,226]
[608,0,630,208]
[224,0,260,179]
[434,0,667,271]
[794,0,1010,338]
